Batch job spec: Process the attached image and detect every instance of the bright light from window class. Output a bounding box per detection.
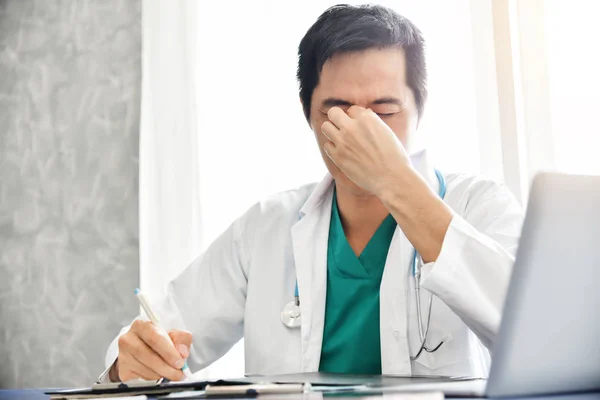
[546,0,600,175]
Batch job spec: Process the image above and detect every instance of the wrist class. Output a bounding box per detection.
[377,166,421,208]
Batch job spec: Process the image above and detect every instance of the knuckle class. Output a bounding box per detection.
[131,319,151,334]
[146,332,160,349]
[181,330,192,343]
[131,319,143,330]
[170,329,192,345]
[168,353,182,367]
[118,334,131,349]
[165,368,185,382]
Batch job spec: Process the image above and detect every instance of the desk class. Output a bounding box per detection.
[0,389,50,400]
[1,389,599,400]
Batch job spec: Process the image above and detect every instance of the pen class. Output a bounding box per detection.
[134,288,193,379]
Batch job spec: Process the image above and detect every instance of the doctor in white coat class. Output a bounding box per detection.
[101,4,523,382]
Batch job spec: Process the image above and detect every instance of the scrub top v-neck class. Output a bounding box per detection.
[319,189,397,374]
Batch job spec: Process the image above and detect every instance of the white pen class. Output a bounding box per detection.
[134,288,193,379]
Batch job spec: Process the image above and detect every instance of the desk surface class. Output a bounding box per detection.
[0,389,49,400]
[1,389,600,400]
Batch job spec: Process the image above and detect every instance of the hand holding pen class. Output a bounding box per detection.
[110,289,193,382]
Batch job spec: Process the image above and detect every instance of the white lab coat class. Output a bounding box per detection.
[103,150,523,379]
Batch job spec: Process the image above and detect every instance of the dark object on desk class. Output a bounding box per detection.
[45,378,233,399]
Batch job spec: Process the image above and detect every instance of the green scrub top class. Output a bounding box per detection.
[319,189,397,374]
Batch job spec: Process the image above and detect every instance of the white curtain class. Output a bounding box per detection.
[544,0,600,175]
[139,0,244,379]
[139,0,201,296]
[480,0,600,205]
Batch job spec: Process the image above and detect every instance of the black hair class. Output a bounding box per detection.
[297,4,427,122]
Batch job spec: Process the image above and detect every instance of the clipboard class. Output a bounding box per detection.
[45,379,310,399]
[46,379,228,399]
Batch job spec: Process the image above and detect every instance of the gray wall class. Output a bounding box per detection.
[0,0,141,389]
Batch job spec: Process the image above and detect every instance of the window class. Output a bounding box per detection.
[545,0,600,175]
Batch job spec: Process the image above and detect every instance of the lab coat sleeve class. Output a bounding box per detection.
[102,215,249,378]
[419,178,524,349]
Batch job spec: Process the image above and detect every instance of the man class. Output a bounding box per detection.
[101,4,522,382]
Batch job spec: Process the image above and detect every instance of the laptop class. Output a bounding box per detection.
[484,172,600,397]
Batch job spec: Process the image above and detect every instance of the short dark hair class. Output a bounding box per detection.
[297,4,427,122]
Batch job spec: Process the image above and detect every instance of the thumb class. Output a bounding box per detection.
[169,329,192,359]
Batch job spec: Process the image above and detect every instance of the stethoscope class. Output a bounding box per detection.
[280,170,447,360]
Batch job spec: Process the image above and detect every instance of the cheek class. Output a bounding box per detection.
[310,114,329,143]
[310,113,342,173]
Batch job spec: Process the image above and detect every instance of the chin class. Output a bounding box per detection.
[331,172,374,197]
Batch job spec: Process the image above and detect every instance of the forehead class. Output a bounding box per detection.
[315,47,408,103]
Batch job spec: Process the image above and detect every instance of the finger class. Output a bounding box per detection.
[169,330,192,358]
[131,320,185,371]
[321,121,341,144]
[323,141,340,163]
[327,106,353,129]
[346,105,367,119]
[125,332,185,381]
[119,354,161,382]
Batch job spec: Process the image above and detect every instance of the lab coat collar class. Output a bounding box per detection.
[298,174,334,219]
[298,149,438,219]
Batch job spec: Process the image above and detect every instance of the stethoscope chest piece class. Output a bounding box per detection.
[281,300,301,328]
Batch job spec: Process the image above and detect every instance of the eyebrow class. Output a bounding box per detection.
[372,97,403,105]
[321,96,403,108]
[321,98,353,108]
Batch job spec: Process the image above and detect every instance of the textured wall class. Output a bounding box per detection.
[0,0,141,389]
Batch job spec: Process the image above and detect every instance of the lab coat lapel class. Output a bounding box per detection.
[290,174,334,372]
[380,149,438,375]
